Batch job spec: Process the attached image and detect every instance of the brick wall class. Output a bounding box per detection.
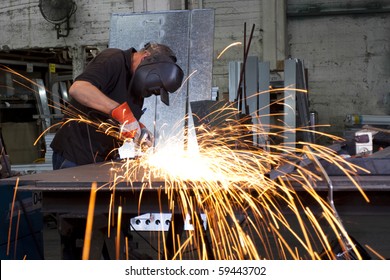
[203,0,262,94]
[1,0,389,136]
[287,1,390,135]
[0,1,132,49]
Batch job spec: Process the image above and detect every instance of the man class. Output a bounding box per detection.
[49,43,183,259]
[51,43,184,169]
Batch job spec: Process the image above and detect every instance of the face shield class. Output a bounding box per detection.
[129,54,184,105]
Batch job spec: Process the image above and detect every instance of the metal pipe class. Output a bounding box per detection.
[287,3,390,17]
[345,114,390,126]
[235,23,255,115]
[288,8,390,17]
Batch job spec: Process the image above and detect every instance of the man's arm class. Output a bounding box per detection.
[69,80,119,115]
[69,80,142,139]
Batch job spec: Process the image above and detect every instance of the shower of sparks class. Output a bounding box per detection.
[110,98,371,260]
[1,64,377,260]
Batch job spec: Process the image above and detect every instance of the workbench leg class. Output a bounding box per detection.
[165,213,214,260]
[58,214,112,260]
[194,213,214,260]
[165,213,184,259]
[58,216,85,260]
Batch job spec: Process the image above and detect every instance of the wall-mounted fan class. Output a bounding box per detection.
[39,0,77,39]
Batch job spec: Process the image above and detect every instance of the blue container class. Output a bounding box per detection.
[0,184,43,259]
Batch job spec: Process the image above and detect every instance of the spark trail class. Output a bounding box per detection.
[109,101,370,260]
[1,64,372,260]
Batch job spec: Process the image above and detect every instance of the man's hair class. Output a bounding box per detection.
[141,42,177,62]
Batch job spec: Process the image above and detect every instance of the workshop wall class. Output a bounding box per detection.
[287,0,390,137]
[1,0,133,48]
[1,0,389,137]
[201,0,263,95]
[0,0,135,76]
[0,0,263,94]
[193,0,390,137]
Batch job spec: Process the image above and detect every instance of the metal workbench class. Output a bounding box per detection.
[1,160,390,259]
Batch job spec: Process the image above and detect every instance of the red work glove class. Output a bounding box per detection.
[110,102,141,140]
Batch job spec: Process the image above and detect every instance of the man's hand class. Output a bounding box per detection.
[110,102,141,139]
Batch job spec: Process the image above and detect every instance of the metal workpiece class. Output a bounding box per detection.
[229,57,312,150]
[258,61,271,141]
[32,78,52,130]
[130,212,207,232]
[283,59,298,147]
[109,10,215,150]
[4,160,390,202]
[4,162,164,191]
[228,61,241,102]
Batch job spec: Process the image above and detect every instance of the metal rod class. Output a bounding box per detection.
[235,23,255,115]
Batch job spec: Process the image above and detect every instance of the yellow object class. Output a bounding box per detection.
[49,63,56,73]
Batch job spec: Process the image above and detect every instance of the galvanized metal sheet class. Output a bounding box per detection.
[245,56,259,144]
[228,61,240,102]
[258,61,270,146]
[109,9,215,150]
[186,9,214,102]
[130,212,207,232]
[283,59,297,148]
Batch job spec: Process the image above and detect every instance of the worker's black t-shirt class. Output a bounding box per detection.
[50,48,144,165]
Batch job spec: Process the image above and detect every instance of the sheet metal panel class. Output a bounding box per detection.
[283,59,297,148]
[228,61,241,102]
[258,61,270,146]
[2,162,390,193]
[244,56,259,144]
[109,10,214,149]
